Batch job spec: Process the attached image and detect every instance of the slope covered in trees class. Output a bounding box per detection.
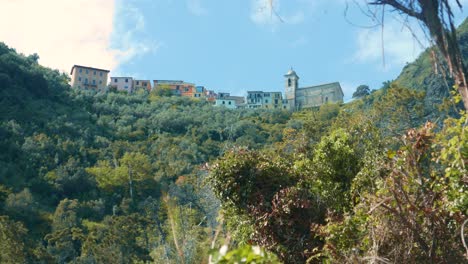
[0,42,293,263]
[1,16,467,262]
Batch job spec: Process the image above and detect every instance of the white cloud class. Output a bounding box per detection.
[111,2,160,66]
[0,0,117,73]
[187,0,208,16]
[353,19,428,69]
[0,0,159,75]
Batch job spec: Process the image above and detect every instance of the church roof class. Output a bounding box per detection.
[298,82,344,97]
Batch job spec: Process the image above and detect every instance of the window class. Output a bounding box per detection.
[185,87,189,92]
[92,80,96,84]
[136,81,140,85]
[275,99,278,104]
[125,78,128,83]
[288,78,291,86]
[142,82,146,86]
[100,72,103,76]
[86,69,88,74]
[85,78,88,84]
[176,85,180,90]
[325,97,328,103]
[222,101,225,104]
[265,99,268,103]
[78,77,81,81]
[99,80,102,84]
[228,101,232,105]
[114,78,118,83]
[79,68,82,73]
[125,86,128,89]
[93,71,96,75]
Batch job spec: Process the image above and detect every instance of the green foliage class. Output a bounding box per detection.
[324,120,468,263]
[0,42,294,263]
[309,129,360,212]
[352,84,370,98]
[0,215,28,264]
[210,245,281,264]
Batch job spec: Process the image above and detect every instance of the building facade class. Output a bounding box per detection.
[246,91,287,109]
[110,77,134,92]
[194,86,206,98]
[70,65,109,91]
[133,80,152,92]
[153,80,195,97]
[214,93,245,109]
[205,90,217,102]
[284,69,343,109]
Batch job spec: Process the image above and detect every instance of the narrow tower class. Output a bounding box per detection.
[284,68,299,110]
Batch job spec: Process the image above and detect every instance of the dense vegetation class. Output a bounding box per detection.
[0,18,467,264]
[0,42,293,263]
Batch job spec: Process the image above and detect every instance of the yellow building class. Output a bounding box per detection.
[133,80,152,92]
[70,65,109,91]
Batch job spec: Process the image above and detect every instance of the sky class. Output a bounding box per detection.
[0,0,466,100]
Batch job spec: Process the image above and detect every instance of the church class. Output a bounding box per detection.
[284,69,344,110]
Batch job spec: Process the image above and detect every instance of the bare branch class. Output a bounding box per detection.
[370,0,424,20]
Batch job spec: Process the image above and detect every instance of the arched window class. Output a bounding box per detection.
[288,78,291,87]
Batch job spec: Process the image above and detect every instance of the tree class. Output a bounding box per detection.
[86,152,153,201]
[352,85,370,98]
[0,216,28,264]
[368,0,468,109]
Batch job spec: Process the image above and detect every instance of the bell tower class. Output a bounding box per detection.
[284,68,299,109]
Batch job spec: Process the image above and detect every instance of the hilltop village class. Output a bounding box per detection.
[70,65,344,110]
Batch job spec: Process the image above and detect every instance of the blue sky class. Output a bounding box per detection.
[1,0,466,100]
[110,0,466,100]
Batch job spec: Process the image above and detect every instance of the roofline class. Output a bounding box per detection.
[153,80,184,83]
[71,65,110,75]
[246,91,282,93]
[299,82,344,97]
[153,80,195,85]
[110,76,134,79]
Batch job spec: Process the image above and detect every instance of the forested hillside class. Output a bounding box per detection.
[1,16,467,262]
[0,42,292,263]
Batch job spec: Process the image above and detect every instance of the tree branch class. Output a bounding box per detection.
[370,0,424,20]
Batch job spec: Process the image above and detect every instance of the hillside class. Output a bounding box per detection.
[0,42,294,263]
[0,35,467,263]
[395,18,468,110]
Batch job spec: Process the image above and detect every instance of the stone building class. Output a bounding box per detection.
[70,65,109,91]
[284,69,343,110]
